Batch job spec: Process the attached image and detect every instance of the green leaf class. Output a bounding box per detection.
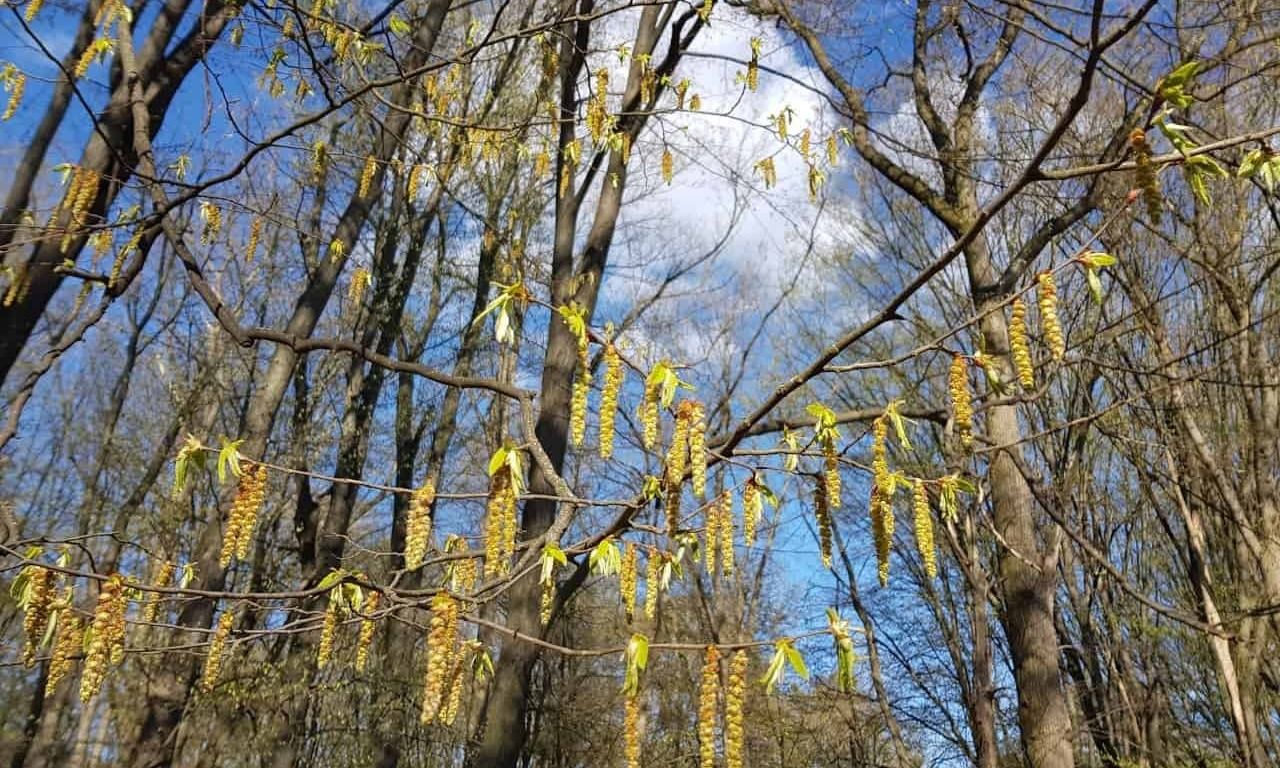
[388,14,410,36]
[541,542,566,583]
[623,633,649,694]
[1238,148,1266,179]
[488,446,509,477]
[762,638,807,694]
[1087,268,1104,306]
[828,608,857,693]
[472,645,494,681]
[1161,60,1201,90]
[317,569,347,592]
[589,539,621,576]
[757,481,779,508]
[761,644,786,694]
[783,641,809,680]
[1081,251,1117,269]
[884,400,912,451]
[179,563,198,588]
[216,437,245,483]
[642,475,662,501]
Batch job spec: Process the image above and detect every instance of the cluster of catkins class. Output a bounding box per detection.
[693,646,750,768]
[699,645,721,768]
[57,166,101,250]
[704,491,735,578]
[421,593,464,725]
[21,567,55,668]
[484,465,517,577]
[404,481,436,571]
[81,574,129,702]
[221,464,267,568]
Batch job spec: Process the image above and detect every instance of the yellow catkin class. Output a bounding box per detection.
[913,480,936,579]
[540,579,556,626]
[1037,272,1066,361]
[826,133,839,166]
[485,467,516,577]
[4,264,26,307]
[355,592,379,672]
[690,93,702,111]
[746,58,759,92]
[358,155,377,198]
[533,147,550,180]
[689,401,707,498]
[871,485,894,587]
[141,559,174,625]
[46,612,81,694]
[586,69,609,143]
[201,611,234,693]
[24,0,43,22]
[3,73,25,121]
[347,266,369,307]
[570,325,589,447]
[80,575,125,701]
[698,645,720,768]
[241,466,267,559]
[719,492,735,577]
[1009,298,1036,390]
[599,345,622,458]
[742,477,762,547]
[644,551,661,620]
[641,376,660,450]
[245,216,262,262]
[200,202,221,244]
[407,163,426,199]
[405,481,435,571]
[814,477,832,569]
[620,542,638,621]
[823,438,841,509]
[871,417,889,492]
[441,652,466,726]
[704,495,720,575]
[667,402,692,486]
[73,40,101,80]
[317,598,339,669]
[1130,129,1162,224]
[421,593,460,724]
[725,649,747,768]
[949,355,973,449]
[665,477,683,538]
[661,148,674,185]
[22,567,54,668]
[222,464,267,567]
[624,692,642,768]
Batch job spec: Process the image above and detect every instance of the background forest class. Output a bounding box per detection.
[0,0,1278,766]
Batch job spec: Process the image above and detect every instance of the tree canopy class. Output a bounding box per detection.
[1,1,1279,767]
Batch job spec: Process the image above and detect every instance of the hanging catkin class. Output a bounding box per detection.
[1009,298,1036,390]
[404,481,436,571]
[913,479,937,579]
[948,355,973,449]
[725,649,748,768]
[600,345,623,458]
[698,645,721,768]
[1037,272,1066,361]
